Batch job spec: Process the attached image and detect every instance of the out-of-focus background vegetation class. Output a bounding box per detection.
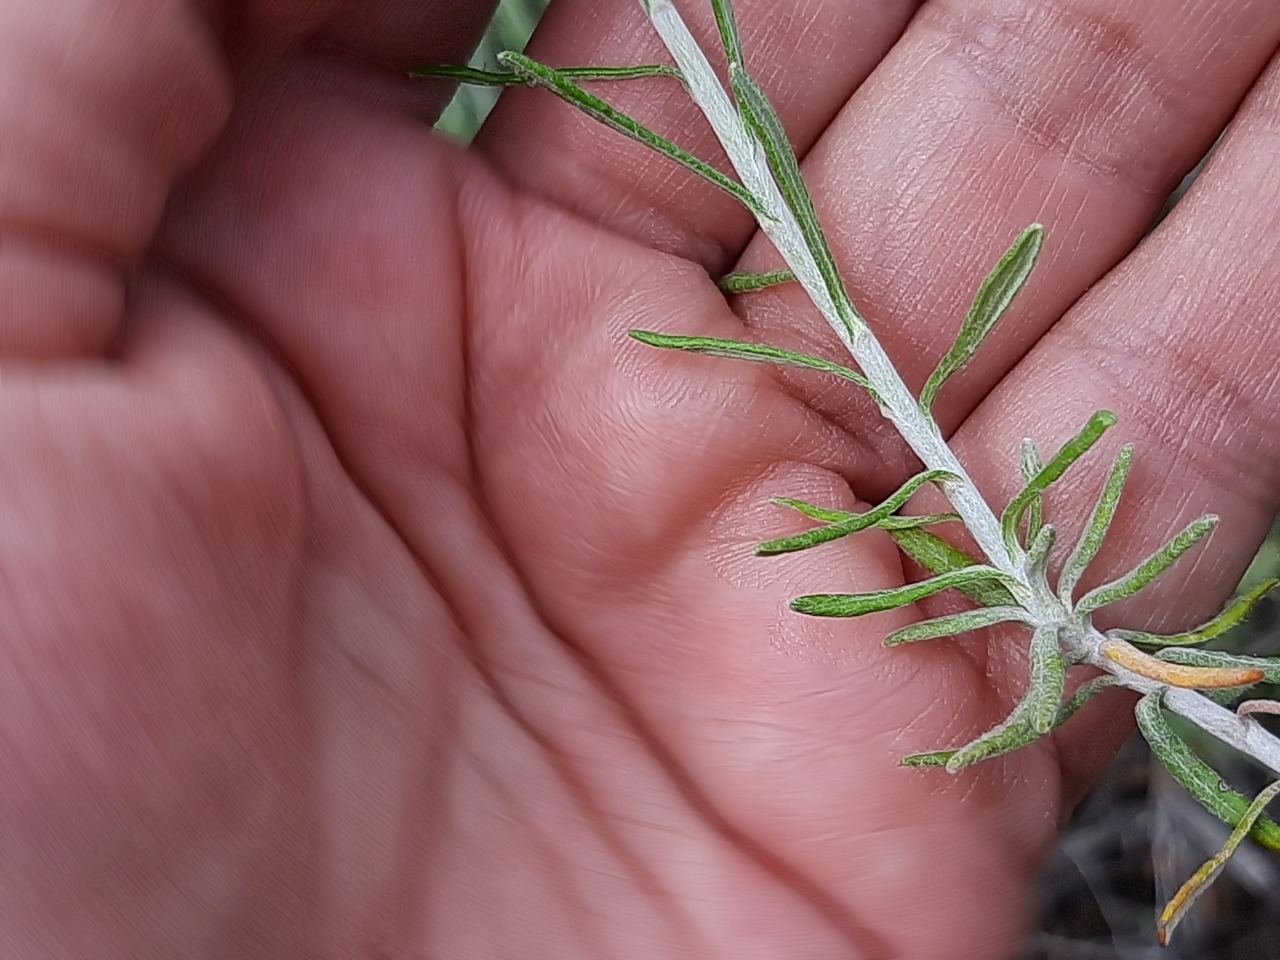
[434,0,551,143]
[438,3,1280,956]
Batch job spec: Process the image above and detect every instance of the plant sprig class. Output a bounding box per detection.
[424,0,1280,943]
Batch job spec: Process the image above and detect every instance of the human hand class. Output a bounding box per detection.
[4,1,1279,957]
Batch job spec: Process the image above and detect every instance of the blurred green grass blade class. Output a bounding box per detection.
[434,0,551,143]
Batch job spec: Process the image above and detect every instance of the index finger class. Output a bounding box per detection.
[476,0,922,270]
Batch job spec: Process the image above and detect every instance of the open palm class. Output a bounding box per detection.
[4,1,1280,957]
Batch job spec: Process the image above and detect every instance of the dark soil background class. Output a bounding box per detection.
[441,5,1280,955]
[1023,528,1280,959]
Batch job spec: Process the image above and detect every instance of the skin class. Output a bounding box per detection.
[1,0,1279,956]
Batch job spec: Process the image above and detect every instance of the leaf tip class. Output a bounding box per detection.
[900,750,954,768]
[788,596,816,614]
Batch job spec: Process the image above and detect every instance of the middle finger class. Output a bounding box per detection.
[730,0,1280,498]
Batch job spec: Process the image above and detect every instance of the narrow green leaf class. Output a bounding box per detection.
[877,513,962,531]
[1020,439,1044,544]
[1155,648,1280,685]
[884,605,1031,646]
[901,750,955,768]
[770,497,855,524]
[728,64,864,340]
[1110,578,1278,647]
[718,269,796,294]
[1057,444,1134,605]
[929,626,1066,769]
[497,53,765,217]
[709,0,745,70]
[912,674,1117,769]
[791,566,1018,618]
[944,707,1039,773]
[909,660,1087,769]
[1159,778,1280,946]
[887,528,1019,607]
[628,330,879,402]
[410,63,683,86]
[757,470,958,556]
[1055,676,1119,727]
[1001,411,1119,556]
[1075,515,1218,615]
[1028,625,1066,734]
[1135,691,1280,852]
[919,225,1044,415]
[772,497,958,532]
[756,525,857,557]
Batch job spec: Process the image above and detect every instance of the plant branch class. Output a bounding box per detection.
[642,0,1027,589]
[638,0,1280,784]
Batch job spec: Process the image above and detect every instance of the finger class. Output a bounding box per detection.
[731,0,1280,498]
[463,203,1053,959]
[157,51,482,547]
[316,1,497,67]
[476,0,922,269]
[464,9,1280,944]
[0,0,232,358]
[224,0,495,63]
[959,52,1280,795]
[0,0,494,364]
[305,1,500,123]
[0,278,309,957]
